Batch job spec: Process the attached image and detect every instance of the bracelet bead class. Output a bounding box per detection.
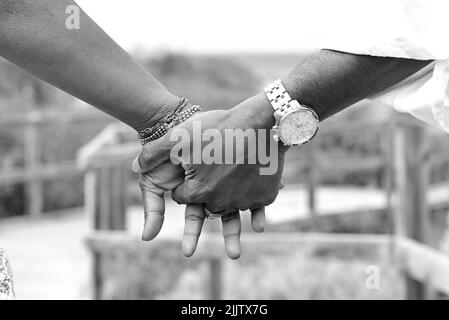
[138,103,201,145]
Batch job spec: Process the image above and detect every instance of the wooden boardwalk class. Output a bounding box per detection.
[0,210,91,299]
[0,184,448,299]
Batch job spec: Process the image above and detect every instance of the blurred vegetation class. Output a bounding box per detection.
[140,53,261,108]
[0,53,261,218]
[2,52,448,301]
[98,240,402,300]
[0,58,76,114]
[1,52,448,219]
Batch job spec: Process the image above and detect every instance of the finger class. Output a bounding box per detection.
[182,204,205,257]
[132,156,142,173]
[132,135,173,173]
[141,188,165,241]
[172,182,198,204]
[221,212,241,260]
[140,161,185,193]
[279,181,285,190]
[250,207,265,233]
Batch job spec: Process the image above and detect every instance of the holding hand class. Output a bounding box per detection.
[133,95,286,259]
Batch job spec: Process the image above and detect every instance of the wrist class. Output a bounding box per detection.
[259,79,319,149]
[282,76,325,121]
[131,93,181,133]
[229,93,276,130]
[138,99,201,145]
[228,93,291,153]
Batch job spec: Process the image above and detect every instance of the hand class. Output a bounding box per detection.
[134,95,286,259]
[138,161,184,241]
[137,158,236,259]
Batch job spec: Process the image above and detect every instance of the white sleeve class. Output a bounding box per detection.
[315,0,449,132]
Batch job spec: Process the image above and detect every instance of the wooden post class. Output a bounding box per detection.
[109,165,127,230]
[87,163,127,300]
[394,124,428,299]
[306,143,317,218]
[24,123,43,218]
[85,171,102,300]
[93,165,127,231]
[384,121,395,234]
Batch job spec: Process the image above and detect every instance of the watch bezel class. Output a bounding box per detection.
[277,108,319,146]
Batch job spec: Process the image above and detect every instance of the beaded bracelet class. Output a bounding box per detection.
[138,98,201,145]
[138,97,188,140]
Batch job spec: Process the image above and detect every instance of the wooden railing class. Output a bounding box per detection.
[86,231,392,299]
[0,110,111,218]
[78,114,449,300]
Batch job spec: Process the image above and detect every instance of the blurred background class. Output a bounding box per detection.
[1,0,449,300]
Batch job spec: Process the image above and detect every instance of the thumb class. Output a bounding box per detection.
[140,178,166,241]
[132,134,173,174]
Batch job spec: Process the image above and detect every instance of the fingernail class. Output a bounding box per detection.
[131,157,141,173]
[182,241,195,258]
[252,222,263,233]
[141,218,151,241]
[226,243,241,260]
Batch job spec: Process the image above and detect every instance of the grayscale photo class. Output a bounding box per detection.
[0,0,448,307]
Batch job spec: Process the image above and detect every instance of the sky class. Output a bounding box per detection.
[75,0,397,54]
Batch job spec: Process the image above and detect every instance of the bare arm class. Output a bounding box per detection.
[284,49,433,120]
[0,0,178,131]
[241,49,433,129]
[134,50,434,257]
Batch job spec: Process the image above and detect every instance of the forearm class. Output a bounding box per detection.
[284,49,432,121]
[0,0,177,131]
[237,49,433,130]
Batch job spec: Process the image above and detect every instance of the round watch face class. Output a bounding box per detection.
[278,109,319,145]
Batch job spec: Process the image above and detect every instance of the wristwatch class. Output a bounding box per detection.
[264,79,319,146]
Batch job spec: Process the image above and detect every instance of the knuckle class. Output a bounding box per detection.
[221,211,239,223]
[236,202,251,211]
[171,191,183,204]
[250,203,265,211]
[138,173,150,189]
[207,200,226,213]
[188,180,211,201]
[263,191,279,206]
[185,214,203,222]
[174,179,208,203]
[144,209,163,217]
[140,146,152,164]
[175,188,195,203]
